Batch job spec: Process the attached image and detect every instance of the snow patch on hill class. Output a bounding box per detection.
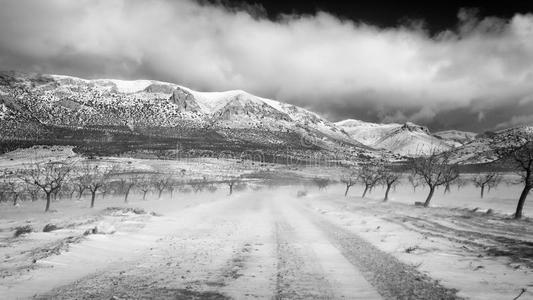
[337,120,453,156]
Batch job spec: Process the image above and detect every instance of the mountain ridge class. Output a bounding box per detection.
[0,71,370,160]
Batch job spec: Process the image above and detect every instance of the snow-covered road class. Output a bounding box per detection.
[3,189,461,299]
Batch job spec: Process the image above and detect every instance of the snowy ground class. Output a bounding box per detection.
[1,148,532,299]
[0,184,531,299]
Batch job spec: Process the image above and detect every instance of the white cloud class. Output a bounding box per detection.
[496,114,533,129]
[0,0,532,131]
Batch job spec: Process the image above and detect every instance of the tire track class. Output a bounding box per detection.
[300,204,463,300]
[273,199,382,299]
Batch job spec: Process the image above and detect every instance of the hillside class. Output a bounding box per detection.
[0,71,370,160]
[336,119,455,156]
[450,126,533,165]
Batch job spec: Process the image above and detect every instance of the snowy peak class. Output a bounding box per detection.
[398,122,430,135]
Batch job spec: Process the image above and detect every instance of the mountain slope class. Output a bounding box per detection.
[336,119,455,156]
[0,71,369,158]
[450,126,533,164]
[433,130,476,146]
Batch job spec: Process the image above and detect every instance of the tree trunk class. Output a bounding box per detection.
[45,192,51,212]
[444,184,451,194]
[124,186,131,203]
[78,188,84,200]
[515,184,531,219]
[13,194,18,206]
[229,184,233,195]
[424,186,435,207]
[480,184,485,199]
[90,191,96,208]
[344,185,350,197]
[384,184,392,202]
[158,189,163,199]
[143,191,147,201]
[362,185,369,198]
[170,189,174,199]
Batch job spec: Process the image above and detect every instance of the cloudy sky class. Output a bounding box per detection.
[1,0,533,132]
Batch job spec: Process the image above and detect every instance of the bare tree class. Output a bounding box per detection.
[153,175,172,199]
[358,163,382,198]
[167,172,186,199]
[407,174,421,192]
[189,177,209,193]
[26,184,41,202]
[312,177,330,191]
[73,171,87,200]
[410,150,459,207]
[455,177,468,191]
[3,175,23,206]
[226,176,241,195]
[18,161,72,212]
[137,178,152,201]
[81,164,112,208]
[472,173,502,198]
[340,172,357,197]
[119,175,138,203]
[380,167,401,202]
[493,133,533,219]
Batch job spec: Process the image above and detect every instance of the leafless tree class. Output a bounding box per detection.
[472,173,502,198]
[189,177,209,193]
[312,177,330,191]
[18,161,72,212]
[454,176,468,191]
[340,172,357,197]
[226,176,242,195]
[410,150,460,207]
[493,132,533,219]
[2,174,23,206]
[380,167,401,202]
[119,175,139,203]
[153,175,172,199]
[26,184,41,202]
[137,178,152,201]
[80,163,113,208]
[407,174,421,192]
[358,163,382,198]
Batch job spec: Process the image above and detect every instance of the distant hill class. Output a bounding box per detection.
[336,119,458,156]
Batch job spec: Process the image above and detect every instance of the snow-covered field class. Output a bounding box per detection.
[0,183,531,299]
[1,148,532,299]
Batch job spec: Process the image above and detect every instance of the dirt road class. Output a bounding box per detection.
[3,189,461,299]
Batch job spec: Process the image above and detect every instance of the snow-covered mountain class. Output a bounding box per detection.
[336,119,457,156]
[0,71,367,157]
[433,130,477,146]
[449,126,533,164]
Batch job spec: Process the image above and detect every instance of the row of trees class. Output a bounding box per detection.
[332,131,533,220]
[1,161,245,212]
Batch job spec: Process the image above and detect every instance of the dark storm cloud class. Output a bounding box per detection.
[0,0,532,132]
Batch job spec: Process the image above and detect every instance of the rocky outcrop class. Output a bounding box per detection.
[169,87,201,112]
